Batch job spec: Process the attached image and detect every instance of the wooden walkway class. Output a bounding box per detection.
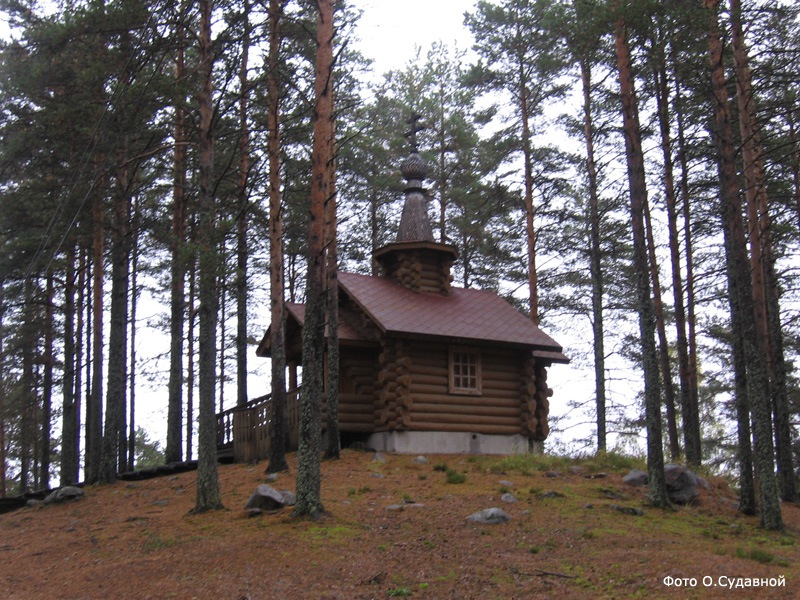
[216,390,301,463]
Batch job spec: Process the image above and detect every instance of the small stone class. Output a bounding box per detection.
[152,499,169,507]
[584,503,594,509]
[373,452,387,464]
[545,471,559,478]
[371,472,385,479]
[412,456,428,465]
[265,473,279,482]
[609,504,645,516]
[466,508,511,525]
[500,493,518,503]
[538,491,565,499]
[498,480,514,488]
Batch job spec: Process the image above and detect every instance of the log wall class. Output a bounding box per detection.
[384,250,454,295]
[403,342,529,436]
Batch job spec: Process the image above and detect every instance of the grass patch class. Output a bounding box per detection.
[445,468,466,484]
[736,547,776,564]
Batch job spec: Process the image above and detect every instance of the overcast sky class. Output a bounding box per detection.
[351,0,478,75]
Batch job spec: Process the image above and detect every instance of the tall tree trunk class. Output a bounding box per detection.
[194,0,223,513]
[218,276,226,414]
[654,47,700,466]
[187,245,197,461]
[266,0,289,474]
[128,196,140,471]
[672,65,702,465]
[294,0,334,519]
[0,281,6,497]
[579,57,607,453]
[519,46,538,324]
[236,0,251,409]
[61,243,79,485]
[643,199,680,460]
[20,277,35,493]
[39,273,55,487]
[86,187,104,484]
[705,0,780,529]
[325,135,339,460]
[166,7,188,464]
[100,164,132,484]
[728,0,795,503]
[613,15,668,508]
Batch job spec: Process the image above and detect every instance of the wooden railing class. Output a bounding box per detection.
[216,389,300,462]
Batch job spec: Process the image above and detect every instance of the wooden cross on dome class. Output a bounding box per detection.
[404,113,425,152]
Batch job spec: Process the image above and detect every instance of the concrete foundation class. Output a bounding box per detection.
[366,431,536,455]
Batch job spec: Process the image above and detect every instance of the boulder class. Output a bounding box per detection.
[665,464,699,505]
[42,486,84,505]
[622,469,648,487]
[244,484,295,511]
[466,508,510,525]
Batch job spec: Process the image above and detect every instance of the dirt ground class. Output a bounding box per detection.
[1,450,798,599]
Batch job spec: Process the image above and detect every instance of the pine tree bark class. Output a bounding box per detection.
[643,199,680,460]
[579,57,607,452]
[100,164,132,484]
[519,48,538,324]
[0,282,7,496]
[194,0,223,513]
[166,5,189,464]
[705,0,780,529]
[728,0,795,503]
[325,136,340,460]
[672,67,702,465]
[266,0,289,474]
[613,14,668,507]
[294,0,334,519]
[61,242,79,485]
[40,273,55,487]
[86,187,105,484]
[654,48,701,466]
[236,0,251,409]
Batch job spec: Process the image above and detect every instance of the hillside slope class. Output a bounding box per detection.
[1,450,798,599]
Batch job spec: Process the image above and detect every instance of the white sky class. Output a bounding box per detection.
[351,0,478,75]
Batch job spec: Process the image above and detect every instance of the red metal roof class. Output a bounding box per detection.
[337,271,568,360]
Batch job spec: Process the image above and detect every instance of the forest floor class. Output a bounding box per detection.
[1,449,799,599]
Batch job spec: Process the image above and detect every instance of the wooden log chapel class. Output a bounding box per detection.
[217,116,568,460]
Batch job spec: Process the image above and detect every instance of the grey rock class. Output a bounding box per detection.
[467,508,511,525]
[610,504,645,516]
[265,473,279,482]
[538,490,565,499]
[43,486,84,505]
[412,456,428,465]
[279,490,296,506]
[244,484,294,511]
[622,469,648,487]
[665,464,699,505]
[371,472,385,479]
[498,480,514,488]
[500,493,518,503]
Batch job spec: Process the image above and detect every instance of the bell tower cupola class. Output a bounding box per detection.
[374,113,458,295]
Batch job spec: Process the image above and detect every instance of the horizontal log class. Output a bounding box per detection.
[408,412,521,427]
[339,423,374,433]
[411,362,448,377]
[412,402,521,418]
[411,384,520,401]
[410,422,522,435]
[409,392,522,409]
